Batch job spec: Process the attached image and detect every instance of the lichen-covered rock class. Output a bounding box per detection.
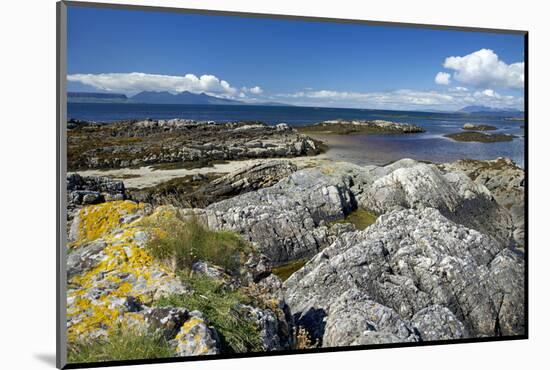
[284,208,524,345]
[68,200,151,243]
[143,307,189,340]
[66,201,187,342]
[66,200,295,356]
[174,313,220,356]
[411,305,467,341]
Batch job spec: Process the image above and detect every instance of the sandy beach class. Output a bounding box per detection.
[72,154,332,188]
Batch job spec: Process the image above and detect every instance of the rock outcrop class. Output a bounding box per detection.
[463,123,497,131]
[127,160,298,208]
[356,159,514,246]
[68,119,322,171]
[185,168,356,265]
[164,158,522,268]
[67,173,126,208]
[298,119,424,135]
[66,155,525,354]
[284,208,524,345]
[66,201,294,357]
[439,158,525,246]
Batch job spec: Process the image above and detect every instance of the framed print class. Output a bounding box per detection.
[57,1,527,368]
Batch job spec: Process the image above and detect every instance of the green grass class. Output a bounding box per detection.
[67,325,173,363]
[145,214,253,274]
[272,260,307,281]
[332,209,378,230]
[156,275,263,353]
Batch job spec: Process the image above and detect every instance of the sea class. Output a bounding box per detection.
[68,103,525,168]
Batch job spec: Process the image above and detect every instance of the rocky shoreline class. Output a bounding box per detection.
[68,119,324,171]
[66,118,525,361]
[297,119,425,135]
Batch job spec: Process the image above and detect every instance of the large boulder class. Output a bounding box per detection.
[356,159,514,246]
[439,158,525,246]
[323,289,419,347]
[186,168,356,265]
[67,173,126,206]
[284,207,524,345]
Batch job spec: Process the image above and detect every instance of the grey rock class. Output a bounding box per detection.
[67,173,126,212]
[323,289,419,347]
[68,119,323,170]
[284,208,524,344]
[174,312,221,356]
[357,159,514,246]
[191,168,356,265]
[143,307,190,340]
[411,305,467,341]
[439,158,524,246]
[66,239,108,279]
[196,160,298,203]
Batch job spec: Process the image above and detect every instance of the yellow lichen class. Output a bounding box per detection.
[74,200,145,246]
[67,201,181,343]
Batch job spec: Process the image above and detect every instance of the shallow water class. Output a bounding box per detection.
[68,103,525,167]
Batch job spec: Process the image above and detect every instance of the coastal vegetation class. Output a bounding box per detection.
[462,123,497,131]
[143,210,253,275]
[297,119,424,135]
[67,323,173,363]
[444,131,516,142]
[156,276,264,353]
[67,119,323,171]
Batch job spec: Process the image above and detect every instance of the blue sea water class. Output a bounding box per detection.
[67,103,525,167]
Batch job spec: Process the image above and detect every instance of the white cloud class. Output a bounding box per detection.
[67,72,264,98]
[276,87,523,111]
[442,49,524,89]
[241,86,263,95]
[435,72,451,85]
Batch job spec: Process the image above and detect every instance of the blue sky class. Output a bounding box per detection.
[67,5,525,111]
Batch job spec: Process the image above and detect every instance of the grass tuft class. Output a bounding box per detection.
[144,212,253,275]
[156,275,263,353]
[67,324,173,363]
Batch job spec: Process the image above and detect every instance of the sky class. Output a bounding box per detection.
[67,5,525,111]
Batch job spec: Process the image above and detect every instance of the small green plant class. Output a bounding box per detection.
[67,324,173,363]
[145,214,253,274]
[156,275,263,353]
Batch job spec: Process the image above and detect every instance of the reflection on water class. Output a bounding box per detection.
[68,103,525,167]
[314,132,524,168]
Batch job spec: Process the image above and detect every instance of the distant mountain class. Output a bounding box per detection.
[130,91,244,105]
[68,92,128,103]
[69,90,293,106]
[457,105,523,116]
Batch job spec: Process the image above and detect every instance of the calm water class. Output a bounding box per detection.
[68,103,525,167]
